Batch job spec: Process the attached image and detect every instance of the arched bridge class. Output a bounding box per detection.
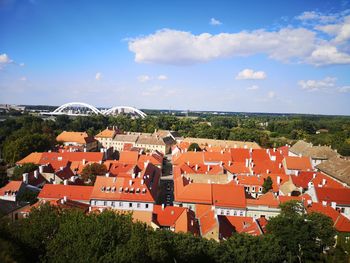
[43,102,147,118]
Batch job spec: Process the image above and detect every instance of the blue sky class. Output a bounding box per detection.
[1,0,350,115]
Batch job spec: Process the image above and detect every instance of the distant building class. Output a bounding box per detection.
[56,131,98,151]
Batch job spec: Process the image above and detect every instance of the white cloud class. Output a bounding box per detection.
[337,86,350,93]
[95,72,102,80]
[298,77,337,92]
[247,85,259,90]
[20,76,27,81]
[128,28,322,65]
[0,53,13,69]
[157,74,168,80]
[128,10,350,67]
[306,45,350,66]
[296,11,339,24]
[236,69,266,80]
[137,75,152,82]
[267,91,276,99]
[210,18,222,26]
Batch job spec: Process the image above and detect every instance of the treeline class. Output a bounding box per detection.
[0,114,349,165]
[0,201,349,263]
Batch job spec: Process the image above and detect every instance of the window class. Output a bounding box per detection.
[252,186,256,192]
[145,204,149,209]
[220,210,224,215]
[15,213,18,220]
[137,203,141,208]
[103,201,107,206]
[226,210,230,216]
[239,211,244,216]
[111,201,115,207]
[119,202,123,207]
[129,203,132,208]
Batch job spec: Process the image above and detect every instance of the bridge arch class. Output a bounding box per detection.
[52,102,102,115]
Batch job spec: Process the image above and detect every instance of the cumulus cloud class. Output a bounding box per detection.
[247,85,259,90]
[95,72,102,80]
[298,77,337,92]
[0,53,13,69]
[210,18,222,26]
[20,76,27,81]
[157,74,168,80]
[128,9,350,67]
[137,75,152,82]
[338,86,350,93]
[236,69,266,80]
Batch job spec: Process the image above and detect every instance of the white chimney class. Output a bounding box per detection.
[245,159,249,168]
[39,165,44,173]
[105,173,110,177]
[228,161,232,166]
[322,178,327,185]
[313,173,317,179]
[322,201,327,206]
[331,202,336,209]
[277,176,281,185]
[82,159,86,165]
[129,180,133,186]
[270,155,276,161]
[63,196,67,202]
[266,169,270,174]
[187,161,190,166]
[34,170,39,179]
[207,165,210,172]
[162,204,165,210]
[249,148,253,153]
[141,179,144,185]
[84,147,87,152]
[64,179,68,185]
[195,164,198,171]
[307,199,312,206]
[279,163,282,169]
[22,173,29,184]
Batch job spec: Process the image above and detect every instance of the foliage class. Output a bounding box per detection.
[266,201,336,262]
[17,189,39,205]
[0,163,8,188]
[262,176,273,194]
[81,163,107,184]
[187,143,201,152]
[12,163,38,181]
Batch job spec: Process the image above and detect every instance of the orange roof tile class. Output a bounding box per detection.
[246,192,280,208]
[284,156,312,171]
[95,128,117,138]
[219,216,261,238]
[16,152,43,165]
[212,183,246,208]
[0,181,23,196]
[56,131,94,144]
[119,151,139,165]
[38,184,93,201]
[153,205,187,228]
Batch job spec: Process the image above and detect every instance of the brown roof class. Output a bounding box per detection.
[16,152,43,165]
[289,140,338,160]
[113,134,139,143]
[316,157,350,186]
[95,128,117,138]
[136,135,166,146]
[182,137,261,149]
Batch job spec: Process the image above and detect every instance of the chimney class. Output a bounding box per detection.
[22,173,29,184]
[34,170,39,179]
[207,165,210,172]
[63,196,67,202]
[307,199,312,206]
[129,180,133,186]
[331,202,336,209]
[187,161,190,166]
[39,165,44,173]
[322,178,327,185]
[195,164,198,171]
[161,204,165,210]
[266,169,270,174]
[84,147,87,152]
[64,179,68,185]
[82,159,86,165]
[313,173,317,179]
[141,179,144,185]
[322,201,327,206]
[228,161,232,166]
[249,148,253,153]
[105,173,110,177]
[279,163,282,169]
[245,159,249,168]
[277,176,281,185]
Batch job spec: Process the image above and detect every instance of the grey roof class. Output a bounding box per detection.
[136,135,166,146]
[290,140,338,160]
[0,199,29,216]
[316,157,350,186]
[113,134,139,143]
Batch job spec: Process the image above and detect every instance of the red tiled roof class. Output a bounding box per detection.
[153,205,187,228]
[291,171,345,189]
[56,131,95,144]
[315,187,350,205]
[219,216,261,238]
[212,183,246,208]
[119,151,139,164]
[38,184,93,201]
[246,192,280,208]
[16,152,43,165]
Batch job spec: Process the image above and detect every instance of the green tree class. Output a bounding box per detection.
[12,163,38,181]
[188,143,202,152]
[81,163,107,184]
[262,176,273,193]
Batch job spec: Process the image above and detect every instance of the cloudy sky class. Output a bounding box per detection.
[1,0,350,115]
